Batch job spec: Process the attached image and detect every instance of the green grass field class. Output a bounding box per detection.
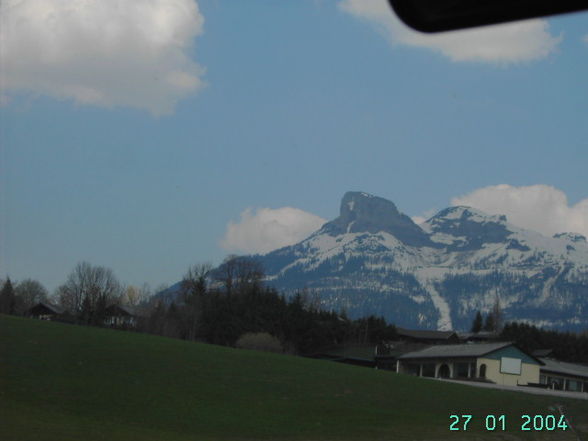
[1,314,587,441]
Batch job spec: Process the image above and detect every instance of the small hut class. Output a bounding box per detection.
[27,302,65,321]
[104,304,138,328]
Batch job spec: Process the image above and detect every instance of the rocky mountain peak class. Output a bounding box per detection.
[339,191,401,225]
[424,206,513,250]
[320,191,433,247]
[428,206,507,224]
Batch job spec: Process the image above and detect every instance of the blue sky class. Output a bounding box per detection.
[1,0,587,292]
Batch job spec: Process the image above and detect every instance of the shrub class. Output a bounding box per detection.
[235,332,283,353]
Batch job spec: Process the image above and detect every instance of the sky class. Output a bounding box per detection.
[1,0,588,293]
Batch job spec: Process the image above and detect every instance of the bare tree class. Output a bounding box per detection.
[217,254,238,296]
[234,257,264,293]
[14,279,48,314]
[216,256,264,296]
[299,288,321,313]
[121,283,152,307]
[57,262,122,324]
[180,263,211,340]
[182,263,211,298]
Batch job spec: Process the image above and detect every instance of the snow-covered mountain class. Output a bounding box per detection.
[253,191,588,331]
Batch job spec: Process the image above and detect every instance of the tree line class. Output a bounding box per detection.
[1,262,151,326]
[0,277,50,316]
[0,258,397,355]
[143,259,397,354]
[500,322,588,364]
[2,258,587,360]
[467,299,588,363]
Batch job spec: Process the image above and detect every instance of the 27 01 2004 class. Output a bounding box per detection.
[449,414,569,431]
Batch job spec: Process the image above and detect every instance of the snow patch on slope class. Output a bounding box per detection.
[413,269,453,330]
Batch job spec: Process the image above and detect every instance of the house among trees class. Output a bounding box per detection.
[103,304,139,328]
[395,327,460,344]
[27,302,66,321]
[374,341,439,370]
[538,357,588,393]
[396,342,543,386]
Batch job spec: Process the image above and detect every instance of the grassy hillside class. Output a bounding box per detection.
[1,315,587,441]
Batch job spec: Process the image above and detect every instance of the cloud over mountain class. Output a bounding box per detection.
[338,0,560,63]
[221,207,327,254]
[451,184,588,238]
[0,0,205,115]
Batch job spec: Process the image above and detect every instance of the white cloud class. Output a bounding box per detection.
[0,0,205,115]
[451,184,588,237]
[583,35,588,45]
[338,0,561,63]
[221,207,327,254]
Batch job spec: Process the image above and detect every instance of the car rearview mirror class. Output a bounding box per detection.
[388,0,588,32]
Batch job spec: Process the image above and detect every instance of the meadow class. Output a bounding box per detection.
[1,314,586,441]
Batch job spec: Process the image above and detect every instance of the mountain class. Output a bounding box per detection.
[252,191,588,331]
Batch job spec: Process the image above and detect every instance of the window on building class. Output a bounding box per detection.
[548,377,564,390]
[566,380,581,392]
[500,357,521,375]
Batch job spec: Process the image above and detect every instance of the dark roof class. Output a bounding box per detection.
[539,358,588,379]
[532,349,554,358]
[398,342,517,360]
[458,331,498,340]
[375,341,430,358]
[105,304,136,316]
[28,302,65,315]
[396,327,458,340]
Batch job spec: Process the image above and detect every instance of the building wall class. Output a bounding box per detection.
[398,358,476,378]
[104,316,136,327]
[398,345,541,385]
[477,357,540,386]
[540,372,588,392]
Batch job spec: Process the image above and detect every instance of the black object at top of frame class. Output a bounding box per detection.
[388,0,588,32]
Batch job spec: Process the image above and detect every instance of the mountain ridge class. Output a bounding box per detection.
[158,191,588,332]
[254,192,588,332]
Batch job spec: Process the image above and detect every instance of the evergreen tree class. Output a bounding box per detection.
[491,295,503,332]
[471,311,483,333]
[0,278,16,315]
[483,311,496,332]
